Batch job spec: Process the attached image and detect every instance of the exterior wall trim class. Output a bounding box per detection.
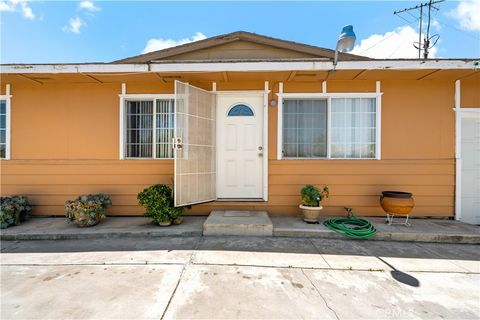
[118,85,175,160]
[276,87,383,160]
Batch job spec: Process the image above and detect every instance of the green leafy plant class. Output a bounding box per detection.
[137,184,183,224]
[300,184,329,207]
[0,196,33,229]
[65,194,112,227]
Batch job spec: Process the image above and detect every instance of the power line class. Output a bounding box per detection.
[357,18,419,55]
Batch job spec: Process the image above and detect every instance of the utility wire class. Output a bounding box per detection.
[356,18,419,55]
[422,15,480,40]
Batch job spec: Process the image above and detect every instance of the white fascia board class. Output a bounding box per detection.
[150,60,478,72]
[0,64,149,74]
[1,60,477,74]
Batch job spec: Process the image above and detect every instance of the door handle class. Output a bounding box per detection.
[173,137,183,150]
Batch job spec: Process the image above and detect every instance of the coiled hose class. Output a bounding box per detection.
[323,208,377,239]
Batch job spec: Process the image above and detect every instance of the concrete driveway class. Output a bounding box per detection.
[1,237,479,319]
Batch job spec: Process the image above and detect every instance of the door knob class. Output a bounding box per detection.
[258,146,263,157]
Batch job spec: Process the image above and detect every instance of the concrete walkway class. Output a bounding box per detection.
[1,216,479,243]
[1,236,479,319]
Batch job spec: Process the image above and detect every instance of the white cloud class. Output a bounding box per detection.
[350,25,438,59]
[142,32,207,54]
[79,0,100,12]
[0,0,35,19]
[448,0,480,31]
[62,16,85,34]
[20,1,33,19]
[0,1,15,12]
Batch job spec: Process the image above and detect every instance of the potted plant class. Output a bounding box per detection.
[0,196,33,229]
[299,184,329,223]
[65,194,112,227]
[137,184,183,226]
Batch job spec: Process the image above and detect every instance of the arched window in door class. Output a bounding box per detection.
[227,104,254,116]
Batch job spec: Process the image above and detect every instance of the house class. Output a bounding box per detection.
[1,31,479,223]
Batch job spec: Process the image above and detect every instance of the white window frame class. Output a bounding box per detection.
[118,89,175,160]
[277,81,382,160]
[1,84,12,160]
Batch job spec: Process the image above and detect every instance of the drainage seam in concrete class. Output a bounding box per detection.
[301,268,340,320]
[308,238,332,269]
[412,242,474,273]
[0,262,186,267]
[160,242,201,320]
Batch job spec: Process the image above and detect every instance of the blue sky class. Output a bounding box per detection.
[1,0,479,63]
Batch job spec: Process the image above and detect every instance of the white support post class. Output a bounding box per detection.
[212,82,217,92]
[322,81,327,94]
[455,80,461,220]
[5,84,11,160]
[277,82,284,160]
[263,81,269,201]
[376,81,382,160]
[119,83,126,160]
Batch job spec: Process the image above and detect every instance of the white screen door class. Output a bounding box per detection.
[174,81,216,206]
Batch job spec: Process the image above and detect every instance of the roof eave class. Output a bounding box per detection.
[1,59,478,74]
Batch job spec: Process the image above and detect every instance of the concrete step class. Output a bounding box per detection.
[203,211,273,236]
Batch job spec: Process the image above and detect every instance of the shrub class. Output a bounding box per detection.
[65,194,112,227]
[137,184,183,224]
[0,196,33,229]
[300,184,329,207]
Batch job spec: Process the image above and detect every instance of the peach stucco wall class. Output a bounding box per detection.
[1,72,476,217]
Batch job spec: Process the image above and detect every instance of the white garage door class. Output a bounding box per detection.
[459,110,480,224]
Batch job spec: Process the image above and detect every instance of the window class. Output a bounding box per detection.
[125,99,174,159]
[228,104,254,116]
[283,99,327,158]
[0,99,7,159]
[281,97,378,159]
[330,98,376,159]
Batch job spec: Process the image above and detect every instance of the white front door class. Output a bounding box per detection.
[216,94,264,199]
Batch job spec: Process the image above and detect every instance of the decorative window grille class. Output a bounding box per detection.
[125,99,174,159]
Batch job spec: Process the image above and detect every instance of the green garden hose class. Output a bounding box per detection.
[323,208,377,239]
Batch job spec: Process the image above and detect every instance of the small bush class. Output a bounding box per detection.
[137,184,183,224]
[65,194,112,227]
[0,196,33,229]
[300,185,329,207]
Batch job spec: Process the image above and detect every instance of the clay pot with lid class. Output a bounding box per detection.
[380,191,414,215]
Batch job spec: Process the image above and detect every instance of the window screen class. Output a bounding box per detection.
[330,98,376,159]
[0,100,6,159]
[282,99,327,158]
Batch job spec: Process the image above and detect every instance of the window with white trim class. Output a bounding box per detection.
[0,99,7,159]
[281,97,378,159]
[124,99,174,159]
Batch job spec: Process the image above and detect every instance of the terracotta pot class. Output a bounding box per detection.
[172,217,183,225]
[380,191,414,215]
[299,204,323,223]
[158,221,172,227]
